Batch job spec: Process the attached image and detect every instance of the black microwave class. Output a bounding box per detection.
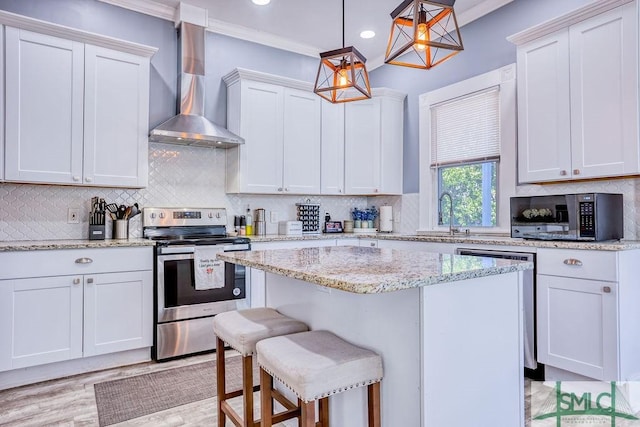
[510,193,623,241]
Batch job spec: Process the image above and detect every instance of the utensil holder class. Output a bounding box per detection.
[113,220,129,240]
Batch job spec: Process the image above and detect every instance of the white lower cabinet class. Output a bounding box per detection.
[0,247,153,372]
[537,274,618,380]
[83,270,153,357]
[1,276,84,370]
[536,248,640,381]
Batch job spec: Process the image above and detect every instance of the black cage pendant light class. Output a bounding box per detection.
[313,0,372,103]
[384,0,463,69]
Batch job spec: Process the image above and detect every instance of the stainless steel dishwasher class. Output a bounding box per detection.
[456,248,544,380]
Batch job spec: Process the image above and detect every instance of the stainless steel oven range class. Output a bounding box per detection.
[143,207,250,361]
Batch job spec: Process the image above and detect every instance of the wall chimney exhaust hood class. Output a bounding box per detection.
[149,21,244,148]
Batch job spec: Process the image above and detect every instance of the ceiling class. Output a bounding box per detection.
[100,0,513,68]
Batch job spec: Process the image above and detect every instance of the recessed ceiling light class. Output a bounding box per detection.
[252,0,271,5]
[360,30,375,39]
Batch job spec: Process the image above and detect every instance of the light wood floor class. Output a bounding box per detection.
[0,351,291,427]
[0,352,534,427]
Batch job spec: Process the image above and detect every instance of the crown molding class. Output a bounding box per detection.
[457,0,514,27]
[222,68,315,92]
[98,0,175,21]
[507,0,633,45]
[206,17,320,58]
[0,9,157,57]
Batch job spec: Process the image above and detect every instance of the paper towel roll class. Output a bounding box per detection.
[379,205,393,232]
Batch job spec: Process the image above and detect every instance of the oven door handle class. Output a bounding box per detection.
[157,246,196,255]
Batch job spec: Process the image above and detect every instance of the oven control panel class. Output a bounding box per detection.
[143,207,227,227]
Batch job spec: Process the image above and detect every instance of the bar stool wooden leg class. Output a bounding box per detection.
[300,400,315,427]
[367,382,381,427]
[216,337,226,427]
[318,397,329,426]
[242,355,254,427]
[260,368,273,427]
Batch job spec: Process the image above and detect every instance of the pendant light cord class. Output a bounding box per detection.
[342,0,345,48]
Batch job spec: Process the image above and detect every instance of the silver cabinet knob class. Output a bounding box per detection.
[603,286,611,293]
[338,189,342,193]
[150,213,156,219]
[159,213,165,219]
[73,278,81,285]
[370,242,376,247]
[563,258,583,266]
[73,176,81,182]
[277,188,283,192]
[75,257,93,264]
[573,169,581,175]
[86,278,94,284]
[208,212,213,218]
[85,177,93,183]
[560,170,567,176]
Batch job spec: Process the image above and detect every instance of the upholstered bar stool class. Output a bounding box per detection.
[212,308,309,427]
[257,330,383,427]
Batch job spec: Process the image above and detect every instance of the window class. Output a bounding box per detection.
[418,64,516,232]
[432,87,500,227]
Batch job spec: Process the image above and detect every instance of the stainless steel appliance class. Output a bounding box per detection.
[456,248,543,380]
[143,207,250,361]
[510,193,623,241]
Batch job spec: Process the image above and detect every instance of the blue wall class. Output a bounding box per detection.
[0,0,599,194]
[369,0,593,193]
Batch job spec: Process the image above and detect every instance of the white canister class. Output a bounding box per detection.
[379,206,393,232]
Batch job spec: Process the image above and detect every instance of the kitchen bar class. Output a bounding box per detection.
[218,245,533,427]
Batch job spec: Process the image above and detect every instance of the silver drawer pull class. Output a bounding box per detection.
[75,257,93,264]
[73,278,81,285]
[603,286,611,293]
[563,258,583,266]
[86,278,94,284]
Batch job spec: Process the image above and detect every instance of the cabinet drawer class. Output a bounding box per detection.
[0,247,153,280]
[537,248,617,281]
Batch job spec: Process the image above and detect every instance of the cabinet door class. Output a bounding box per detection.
[84,45,150,187]
[380,95,404,194]
[283,88,321,194]
[83,270,153,357]
[239,81,284,193]
[569,3,638,179]
[5,28,84,184]
[537,274,618,380]
[516,30,572,183]
[345,98,381,194]
[0,276,83,371]
[321,101,345,195]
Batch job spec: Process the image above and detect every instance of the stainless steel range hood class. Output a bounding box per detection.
[149,22,244,148]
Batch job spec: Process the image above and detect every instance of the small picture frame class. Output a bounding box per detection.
[324,221,343,233]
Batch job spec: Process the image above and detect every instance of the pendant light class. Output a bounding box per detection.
[384,0,463,69]
[314,0,372,103]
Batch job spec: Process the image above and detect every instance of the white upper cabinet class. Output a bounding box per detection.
[83,45,150,187]
[283,88,321,194]
[344,89,405,195]
[516,30,571,182]
[514,1,638,183]
[3,22,154,187]
[5,29,85,185]
[224,69,321,194]
[321,101,345,195]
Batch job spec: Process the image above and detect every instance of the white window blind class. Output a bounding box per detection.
[430,87,500,167]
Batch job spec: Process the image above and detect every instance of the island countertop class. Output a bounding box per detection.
[218,245,533,294]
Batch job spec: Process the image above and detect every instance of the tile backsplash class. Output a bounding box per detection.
[0,143,370,241]
[2,142,638,241]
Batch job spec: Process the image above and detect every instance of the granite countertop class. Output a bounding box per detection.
[0,238,156,252]
[218,246,533,294]
[248,233,640,251]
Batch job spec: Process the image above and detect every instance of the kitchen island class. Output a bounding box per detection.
[218,246,532,427]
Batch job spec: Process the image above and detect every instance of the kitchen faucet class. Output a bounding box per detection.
[438,192,459,236]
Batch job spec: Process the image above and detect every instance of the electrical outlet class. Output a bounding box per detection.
[67,208,80,224]
[270,211,279,223]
